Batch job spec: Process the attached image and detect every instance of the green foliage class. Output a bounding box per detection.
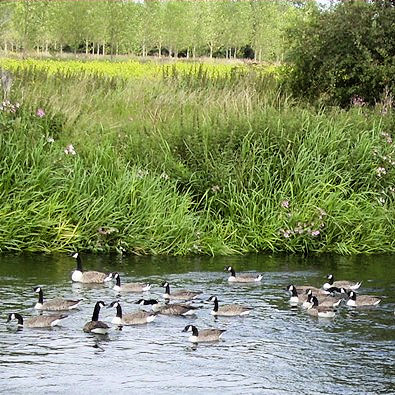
[0,0,305,61]
[286,1,395,106]
[0,61,394,254]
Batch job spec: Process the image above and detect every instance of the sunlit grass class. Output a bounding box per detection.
[0,59,393,254]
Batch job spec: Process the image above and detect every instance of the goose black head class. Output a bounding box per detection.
[7,313,15,322]
[349,291,357,300]
[109,301,120,308]
[135,299,158,305]
[182,324,193,333]
[161,281,169,287]
[34,286,42,293]
[207,295,217,302]
[311,296,319,307]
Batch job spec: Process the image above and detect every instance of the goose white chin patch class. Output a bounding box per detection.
[72,253,79,258]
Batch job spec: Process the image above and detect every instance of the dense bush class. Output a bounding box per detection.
[286,1,395,107]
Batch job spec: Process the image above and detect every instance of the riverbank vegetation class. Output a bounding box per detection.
[0,1,394,255]
[0,58,393,254]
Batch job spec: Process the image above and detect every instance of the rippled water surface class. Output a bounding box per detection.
[0,254,394,394]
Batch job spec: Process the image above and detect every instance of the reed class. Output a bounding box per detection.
[0,59,393,254]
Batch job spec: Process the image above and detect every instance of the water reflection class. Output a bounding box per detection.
[0,253,394,393]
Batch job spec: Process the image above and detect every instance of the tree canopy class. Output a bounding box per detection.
[0,0,309,61]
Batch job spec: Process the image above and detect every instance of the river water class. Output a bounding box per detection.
[0,253,394,394]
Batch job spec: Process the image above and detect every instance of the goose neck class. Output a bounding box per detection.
[92,303,102,321]
[116,304,122,318]
[76,255,83,272]
[37,289,44,304]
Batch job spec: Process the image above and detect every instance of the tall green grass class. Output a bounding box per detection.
[0,62,393,254]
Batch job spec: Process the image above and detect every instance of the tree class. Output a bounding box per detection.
[286,1,395,106]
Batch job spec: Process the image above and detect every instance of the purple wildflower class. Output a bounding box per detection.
[281,200,290,209]
[311,230,320,237]
[36,108,45,117]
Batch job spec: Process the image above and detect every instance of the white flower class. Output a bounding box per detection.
[64,144,76,155]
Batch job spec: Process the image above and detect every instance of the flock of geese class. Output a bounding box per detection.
[6,252,382,343]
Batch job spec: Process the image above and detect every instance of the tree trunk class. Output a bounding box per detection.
[225,48,228,59]
[45,41,48,53]
[60,44,63,54]
[192,46,196,59]
[102,41,105,55]
[142,44,146,57]
[158,42,161,58]
[4,40,7,54]
[85,39,89,55]
[210,44,213,58]
[186,48,189,59]
[169,47,172,57]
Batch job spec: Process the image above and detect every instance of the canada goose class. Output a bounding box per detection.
[302,292,342,309]
[7,313,67,328]
[109,272,151,293]
[83,301,110,334]
[225,266,263,283]
[136,299,198,316]
[286,285,310,304]
[182,325,226,343]
[306,296,336,318]
[207,296,251,317]
[162,282,201,301]
[33,286,81,311]
[346,291,381,307]
[108,301,156,325]
[323,274,361,291]
[71,253,111,284]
